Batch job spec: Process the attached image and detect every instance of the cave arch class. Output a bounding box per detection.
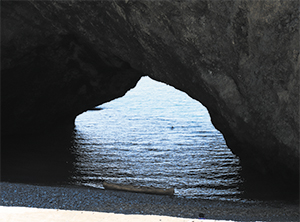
[1,0,298,186]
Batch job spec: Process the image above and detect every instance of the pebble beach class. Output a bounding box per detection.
[1,182,299,221]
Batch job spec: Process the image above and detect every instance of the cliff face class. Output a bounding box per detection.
[1,1,299,180]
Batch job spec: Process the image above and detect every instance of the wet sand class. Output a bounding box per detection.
[0,182,299,221]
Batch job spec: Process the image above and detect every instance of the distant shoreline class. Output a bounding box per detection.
[0,182,299,221]
[87,107,103,111]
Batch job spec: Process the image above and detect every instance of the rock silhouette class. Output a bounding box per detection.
[1,1,299,182]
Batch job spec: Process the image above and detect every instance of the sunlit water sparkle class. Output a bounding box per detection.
[72,76,243,201]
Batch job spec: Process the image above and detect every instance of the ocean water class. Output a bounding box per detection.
[72,76,243,201]
[2,76,298,204]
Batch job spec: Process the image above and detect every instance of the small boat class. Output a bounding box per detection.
[102,181,174,196]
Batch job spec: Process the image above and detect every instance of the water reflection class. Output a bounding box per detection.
[0,76,298,203]
[1,124,298,203]
[71,119,244,201]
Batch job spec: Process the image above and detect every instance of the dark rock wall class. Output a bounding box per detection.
[1,1,143,134]
[1,1,299,180]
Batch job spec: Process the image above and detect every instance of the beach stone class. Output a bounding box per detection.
[1,182,299,221]
[1,1,299,181]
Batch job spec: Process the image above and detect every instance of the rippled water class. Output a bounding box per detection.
[72,76,243,201]
[2,76,298,204]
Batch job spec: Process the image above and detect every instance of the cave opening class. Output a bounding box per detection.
[2,75,297,202]
[72,76,243,201]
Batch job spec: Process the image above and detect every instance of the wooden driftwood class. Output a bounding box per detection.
[103,181,174,196]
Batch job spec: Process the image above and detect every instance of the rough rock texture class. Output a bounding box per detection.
[1,1,299,181]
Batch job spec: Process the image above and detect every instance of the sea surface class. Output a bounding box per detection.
[2,76,298,204]
[72,76,243,201]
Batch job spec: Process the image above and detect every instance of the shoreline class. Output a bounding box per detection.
[0,182,299,221]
